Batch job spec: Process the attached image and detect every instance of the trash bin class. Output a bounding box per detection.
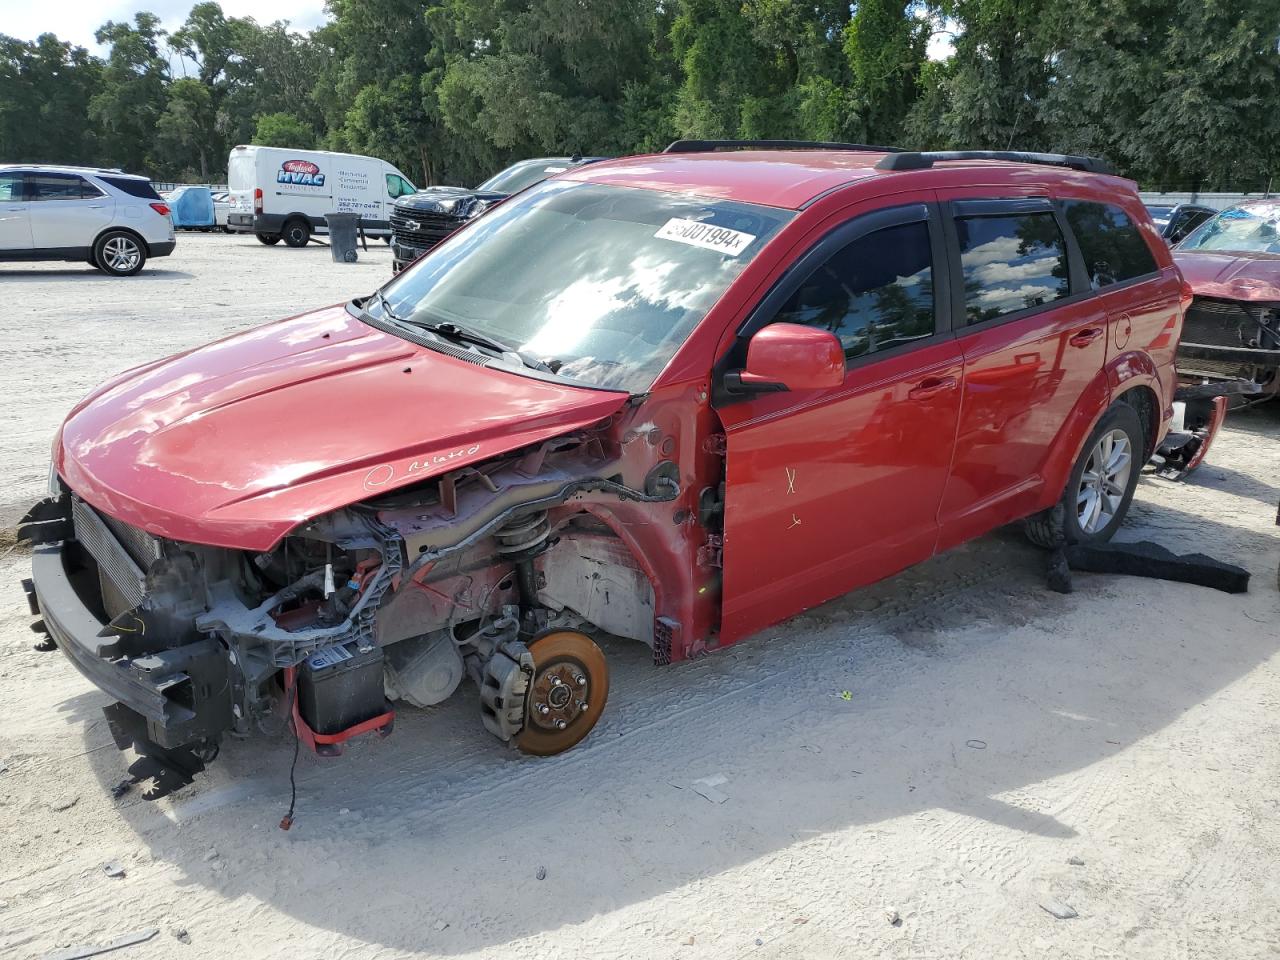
[326,212,361,263]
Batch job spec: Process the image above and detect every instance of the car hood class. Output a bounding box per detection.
[1174,249,1280,302]
[395,186,508,218]
[56,305,628,551]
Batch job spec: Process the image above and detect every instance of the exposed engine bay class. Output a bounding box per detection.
[21,427,681,785]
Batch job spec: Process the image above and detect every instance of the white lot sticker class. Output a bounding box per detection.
[655,218,757,256]
[543,166,568,173]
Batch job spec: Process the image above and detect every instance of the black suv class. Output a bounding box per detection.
[389,156,606,272]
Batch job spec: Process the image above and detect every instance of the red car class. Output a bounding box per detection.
[21,143,1184,782]
[1172,201,1280,402]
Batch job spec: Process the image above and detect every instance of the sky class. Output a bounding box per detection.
[6,1,331,54]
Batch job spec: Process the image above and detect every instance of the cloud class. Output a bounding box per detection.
[960,234,1024,267]
[973,282,1060,309]
[972,255,1059,285]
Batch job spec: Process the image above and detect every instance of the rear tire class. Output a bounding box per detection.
[256,233,280,245]
[282,219,311,248]
[1025,402,1145,547]
[92,230,146,277]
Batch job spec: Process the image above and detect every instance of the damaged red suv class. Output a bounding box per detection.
[21,142,1184,782]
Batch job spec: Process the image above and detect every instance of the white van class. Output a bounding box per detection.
[226,145,417,247]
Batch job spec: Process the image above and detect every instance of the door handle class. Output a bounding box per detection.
[1069,327,1104,348]
[89,204,106,209]
[907,376,958,400]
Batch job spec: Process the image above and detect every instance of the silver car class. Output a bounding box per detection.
[0,165,177,276]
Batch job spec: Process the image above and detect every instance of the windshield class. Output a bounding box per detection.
[477,160,576,196]
[1179,203,1280,254]
[370,180,793,392]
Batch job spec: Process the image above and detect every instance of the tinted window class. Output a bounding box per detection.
[99,176,162,200]
[28,174,102,201]
[0,173,20,202]
[773,220,935,359]
[957,214,1069,324]
[1063,200,1158,287]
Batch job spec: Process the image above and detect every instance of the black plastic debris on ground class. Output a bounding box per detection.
[1054,540,1250,594]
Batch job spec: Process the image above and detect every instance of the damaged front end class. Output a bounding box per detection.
[21,427,679,790]
[1176,296,1280,404]
[1150,380,1261,480]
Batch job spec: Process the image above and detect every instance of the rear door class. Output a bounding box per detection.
[227,147,258,223]
[1061,199,1182,398]
[717,198,963,642]
[0,172,31,250]
[27,172,114,250]
[938,196,1109,549]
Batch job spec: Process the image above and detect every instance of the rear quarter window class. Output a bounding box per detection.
[1063,200,1158,288]
[957,213,1070,325]
[99,176,162,200]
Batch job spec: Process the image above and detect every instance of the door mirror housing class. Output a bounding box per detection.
[725,323,846,394]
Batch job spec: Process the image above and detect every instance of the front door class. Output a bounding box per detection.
[937,198,1109,549]
[0,172,31,250]
[27,172,114,250]
[717,201,963,643]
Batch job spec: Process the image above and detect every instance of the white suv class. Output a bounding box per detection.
[0,165,176,276]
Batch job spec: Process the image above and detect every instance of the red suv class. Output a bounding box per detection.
[21,142,1183,780]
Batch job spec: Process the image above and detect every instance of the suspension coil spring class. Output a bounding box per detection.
[494,510,551,557]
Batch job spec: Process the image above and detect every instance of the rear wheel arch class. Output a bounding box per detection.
[1114,384,1159,460]
[93,224,149,256]
[1026,398,1145,548]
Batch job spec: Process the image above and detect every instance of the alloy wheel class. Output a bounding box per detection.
[102,236,141,273]
[1077,428,1133,534]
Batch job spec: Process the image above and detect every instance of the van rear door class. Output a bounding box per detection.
[227,148,257,228]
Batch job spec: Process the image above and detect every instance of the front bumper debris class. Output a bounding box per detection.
[1152,380,1261,480]
[25,543,234,750]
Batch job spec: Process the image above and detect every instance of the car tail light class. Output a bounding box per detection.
[149,202,170,217]
[254,188,263,214]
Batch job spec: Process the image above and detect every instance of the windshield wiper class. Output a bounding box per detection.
[416,320,511,354]
[367,288,403,323]
[412,319,557,373]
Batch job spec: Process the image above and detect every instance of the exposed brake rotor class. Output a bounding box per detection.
[515,630,609,756]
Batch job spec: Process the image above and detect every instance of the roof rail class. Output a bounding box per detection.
[665,139,905,155]
[875,151,1115,175]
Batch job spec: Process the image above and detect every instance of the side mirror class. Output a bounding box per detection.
[725,323,846,394]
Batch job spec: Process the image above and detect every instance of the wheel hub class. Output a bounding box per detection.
[528,660,588,732]
[1077,428,1132,534]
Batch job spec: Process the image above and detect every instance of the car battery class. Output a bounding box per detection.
[296,642,387,736]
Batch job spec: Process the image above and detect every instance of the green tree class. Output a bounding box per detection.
[0,33,102,164]
[843,0,929,145]
[88,13,170,173]
[154,77,217,178]
[433,0,658,182]
[252,111,315,147]
[223,22,328,147]
[1040,0,1280,189]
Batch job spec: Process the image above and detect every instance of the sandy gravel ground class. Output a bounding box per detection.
[1,234,1278,960]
